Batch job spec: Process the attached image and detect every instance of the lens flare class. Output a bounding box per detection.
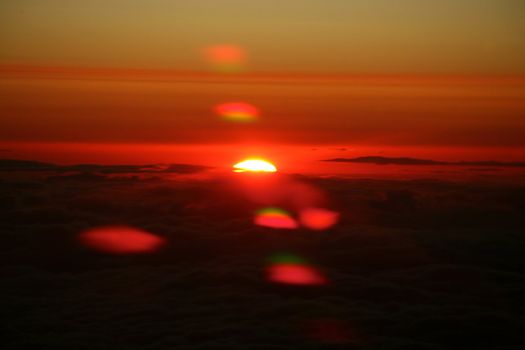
[299,208,339,230]
[233,159,277,173]
[215,102,259,122]
[254,207,298,229]
[79,226,165,254]
[266,253,328,286]
[267,264,328,286]
[203,44,246,72]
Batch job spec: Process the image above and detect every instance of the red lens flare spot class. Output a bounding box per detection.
[215,102,259,122]
[203,44,247,72]
[206,44,245,61]
[267,264,328,286]
[299,208,339,230]
[233,159,277,173]
[79,226,165,254]
[254,207,298,229]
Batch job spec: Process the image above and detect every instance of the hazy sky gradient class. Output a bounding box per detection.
[1,0,525,165]
[2,0,525,74]
[1,75,524,146]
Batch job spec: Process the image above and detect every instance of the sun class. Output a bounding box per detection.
[233,159,277,173]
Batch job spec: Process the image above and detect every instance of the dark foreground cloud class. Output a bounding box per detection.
[324,156,525,167]
[1,166,524,349]
[0,159,211,174]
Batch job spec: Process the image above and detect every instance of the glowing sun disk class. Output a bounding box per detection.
[233,159,277,173]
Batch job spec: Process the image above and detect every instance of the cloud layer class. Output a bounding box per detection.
[324,156,525,167]
[1,164,524,349]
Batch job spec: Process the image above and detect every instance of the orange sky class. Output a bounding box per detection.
[1,1,524,167]
[2,0,525,74]
[1,66,524,147]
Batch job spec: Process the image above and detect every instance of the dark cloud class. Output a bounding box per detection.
[1,164,524,349]
[0,159,212,174]
[0,158,58,170]
[324,156,525,167]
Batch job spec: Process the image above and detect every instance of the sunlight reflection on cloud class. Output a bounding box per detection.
[232,171,286,205]
[230,170,340,231]
[79,226,165,254]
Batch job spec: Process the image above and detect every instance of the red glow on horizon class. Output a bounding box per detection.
[79,226,165,254]
[232,171,287,205]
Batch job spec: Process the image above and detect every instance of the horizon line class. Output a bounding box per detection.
[2,63,525,85]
